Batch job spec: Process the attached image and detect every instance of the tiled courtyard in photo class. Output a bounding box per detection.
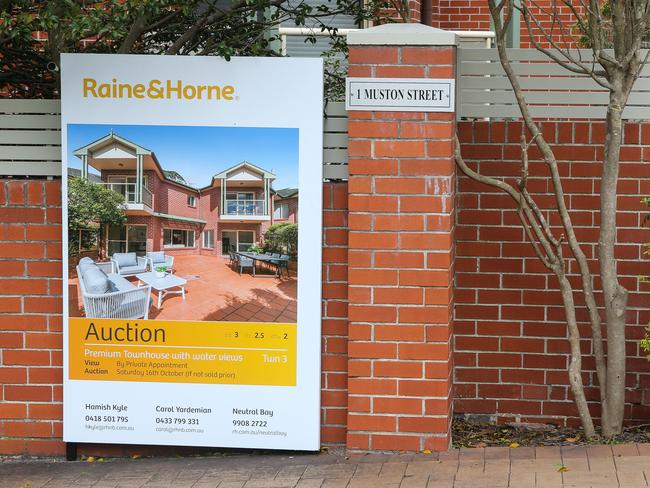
[69,255,297,323]
[2,444,650,488]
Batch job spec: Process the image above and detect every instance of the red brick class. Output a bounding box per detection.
[375,65,426,78]
[349,47,398,64]
[371,434,421,451]
[4,385,52,401]
[375,287,422,305]
[0,208,44,223]
[399,269,449,286]
[348,378,397,395]
[0,243,44,258]
[374,361,423,378]
[348,342,397,359]
[399,416,448,433]
[26,225,61,241]
[3,350,50,366]
[7,182,25,205]
[348,414,396,432]
[375,325,424,341]
[349,121,399,138]
[401,47,454,65]
[374,397,422,414]
[374,141,426,158]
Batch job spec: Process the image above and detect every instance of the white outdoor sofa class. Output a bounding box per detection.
[110,252,149,277]
[77,257,151,319]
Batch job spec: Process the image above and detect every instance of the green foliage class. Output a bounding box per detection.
[68,177,126,255]
[263,222,298,255]
[247,244,264,253]
[642,327,650,359]
[1,0,393,98]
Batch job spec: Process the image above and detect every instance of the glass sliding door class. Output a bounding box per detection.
[127,225,147,255]
[106,224,147,256]
[237,231,254,252]
[221,230,255,253]
[107,224,126,256]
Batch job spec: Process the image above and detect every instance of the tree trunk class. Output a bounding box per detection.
[599,89,629,438]
[557,271,596,438]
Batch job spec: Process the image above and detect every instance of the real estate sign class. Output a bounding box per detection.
[61,54,323,450]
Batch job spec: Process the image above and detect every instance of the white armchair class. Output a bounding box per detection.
[111,252,149,277]
[146,252,174,273]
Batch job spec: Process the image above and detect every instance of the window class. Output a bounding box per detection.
[107,224,147,256]
[274,202,289,219]
[187,195,196,207]
[163,229,195,248]
[203,230,214,249]
[107,176,148,204]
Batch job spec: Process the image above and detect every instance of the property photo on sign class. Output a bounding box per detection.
[61,54,323,451]
[67,124,298,323]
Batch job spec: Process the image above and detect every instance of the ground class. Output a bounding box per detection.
[70,255,297,322]
[453,418,650,448]
[1,444,650,487]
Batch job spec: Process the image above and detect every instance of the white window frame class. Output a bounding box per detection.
[187,195,197,207]
[163,228,196,248]
[202,229,214,249]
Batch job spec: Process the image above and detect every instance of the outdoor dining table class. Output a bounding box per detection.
[235,252,289,277]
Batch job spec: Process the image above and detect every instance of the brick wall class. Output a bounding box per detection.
[455,119,650,427]
[321,183,349,444]
[346,41,457,452]
[2,123,650,455]
[0,179,65,455]
[0,179,347,455]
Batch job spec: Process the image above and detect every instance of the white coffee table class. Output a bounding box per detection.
[136,272,187,309]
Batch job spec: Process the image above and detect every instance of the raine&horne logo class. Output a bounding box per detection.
[83,78,237,101]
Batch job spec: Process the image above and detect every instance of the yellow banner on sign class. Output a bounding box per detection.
[69,318,297,386]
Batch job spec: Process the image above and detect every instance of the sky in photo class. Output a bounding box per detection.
[67,124,299,190]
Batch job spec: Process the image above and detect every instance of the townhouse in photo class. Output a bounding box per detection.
[71,131,299,261]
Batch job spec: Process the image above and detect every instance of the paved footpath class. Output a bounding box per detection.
[1,444,649,488]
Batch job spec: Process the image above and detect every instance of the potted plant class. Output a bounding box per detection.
[155,265,167,278]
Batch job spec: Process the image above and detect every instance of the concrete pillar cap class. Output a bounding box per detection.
[347,23,458,46]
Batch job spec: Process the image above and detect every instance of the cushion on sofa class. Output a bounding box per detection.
[78,257,95,273]
[113,252,137,268]
[107,274,136,292]
[83,266,109,294]
[118,264,147,275]
[147,251,166,264]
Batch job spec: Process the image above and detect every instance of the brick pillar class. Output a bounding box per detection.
[346,24,457,452]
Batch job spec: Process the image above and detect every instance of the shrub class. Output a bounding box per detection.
[263,222,297,255]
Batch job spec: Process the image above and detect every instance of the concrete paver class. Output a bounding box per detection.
[1,444,650,488]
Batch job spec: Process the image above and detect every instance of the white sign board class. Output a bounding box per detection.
[346,77,455,112]
[61,54,323,450]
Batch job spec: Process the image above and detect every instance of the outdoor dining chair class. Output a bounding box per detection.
[238,255,254,275]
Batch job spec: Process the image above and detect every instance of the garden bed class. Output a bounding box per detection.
[452,417,650,448]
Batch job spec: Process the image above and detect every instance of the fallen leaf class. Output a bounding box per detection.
[509,443,520,448]
[476,442,487,448]
[86,456,96,463]
[422,449,432,454]
[565,437,577,443]
[131,454,141,459]
[557,465,569,473]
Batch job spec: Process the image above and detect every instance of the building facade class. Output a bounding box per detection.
[73,132,296,260]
